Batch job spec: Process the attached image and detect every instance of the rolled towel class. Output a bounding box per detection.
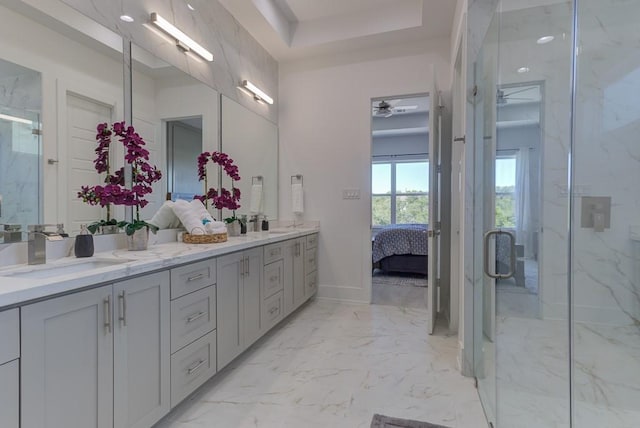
[148,201,181,229]
[292,183,304,214]
[249,184,263,214]
[190,199,215,224]
[173,199,204,234]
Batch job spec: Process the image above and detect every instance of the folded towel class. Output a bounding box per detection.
[249,184,263,214]
[292,183,304,214]
[148,201,181,229]
[190,199,215,224]
[173,199,204,234]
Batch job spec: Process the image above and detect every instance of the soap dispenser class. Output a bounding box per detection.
[74,224,94,258]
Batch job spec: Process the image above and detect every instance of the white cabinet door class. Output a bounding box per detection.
[21,285,114,428]
[114,271,170,428]
[0,360,19,428]
[244,246,263,345]
[293,238,306,308]
[283,239,296,315]
[217,252,244,370]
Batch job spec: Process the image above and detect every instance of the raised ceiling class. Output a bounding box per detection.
[217,0,458,62]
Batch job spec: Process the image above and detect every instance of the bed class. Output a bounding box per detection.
[372,224,428,276]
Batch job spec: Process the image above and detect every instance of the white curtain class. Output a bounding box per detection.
[515,149,533,258]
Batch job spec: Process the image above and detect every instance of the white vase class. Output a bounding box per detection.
[101,225,120,235]
[127,227,149,251]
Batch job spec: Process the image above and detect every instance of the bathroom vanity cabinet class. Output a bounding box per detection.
[0,308,19,428]
[5,230,319,428]
[21,272,170,428]
[216,247,263,370]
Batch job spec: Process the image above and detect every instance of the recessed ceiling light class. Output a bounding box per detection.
[517,67,530,74]
[120,15,134,22]
[537,36,554,44]
[187,3,195,10]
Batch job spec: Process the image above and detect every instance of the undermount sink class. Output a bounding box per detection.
[0,258,131,279]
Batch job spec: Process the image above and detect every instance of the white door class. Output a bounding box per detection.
[113,271,170,428]
[21,285,114,428]
[427,71,442,334]
[65,93,113,235]
[216,252,244,370]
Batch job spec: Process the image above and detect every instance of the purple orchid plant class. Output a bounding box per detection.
[194,151,241,222]
[78,122,162,235]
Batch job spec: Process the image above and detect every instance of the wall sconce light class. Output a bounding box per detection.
[239,80,274,105]
[150,12,213,62]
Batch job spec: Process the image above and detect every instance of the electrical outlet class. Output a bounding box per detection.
[342,189,360,199]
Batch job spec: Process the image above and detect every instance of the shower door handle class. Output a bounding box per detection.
[483,229,516,279]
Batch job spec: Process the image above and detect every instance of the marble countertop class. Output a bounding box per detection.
[0,227,319,310]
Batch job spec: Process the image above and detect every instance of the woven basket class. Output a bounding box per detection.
[183,227,227,244]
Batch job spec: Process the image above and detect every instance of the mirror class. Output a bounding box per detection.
[131,44,219,221]
[0,1,124,239]
[221,95,278,221]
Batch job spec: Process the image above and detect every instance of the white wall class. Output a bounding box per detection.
[278,39,451,302]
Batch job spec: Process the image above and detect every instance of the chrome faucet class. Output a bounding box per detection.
[28,224,63,265]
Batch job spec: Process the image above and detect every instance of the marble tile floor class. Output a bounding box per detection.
[155,299,486,428]
[372,283,428,308]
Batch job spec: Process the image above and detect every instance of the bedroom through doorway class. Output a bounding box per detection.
[370,94,430,309]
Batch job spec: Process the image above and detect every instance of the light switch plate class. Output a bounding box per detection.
[342,188,360,199]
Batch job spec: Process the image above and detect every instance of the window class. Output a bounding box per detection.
[372,160,429,225]
[495,155,516,228]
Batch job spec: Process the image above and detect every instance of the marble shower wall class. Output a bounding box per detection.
[56,0,278,124]
[572,0,640,327]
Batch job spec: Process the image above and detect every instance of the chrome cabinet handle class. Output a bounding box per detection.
[269,306,279,315]
[186,311,206,324]
[187,273,204,282]
[104,296,111,334]
[118,291,127,326]
[483,229,516,279]
[187,359,205,375]
[245,257,249,276]
[239,261,244,277]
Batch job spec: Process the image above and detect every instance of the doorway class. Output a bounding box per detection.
[370,95,430,309]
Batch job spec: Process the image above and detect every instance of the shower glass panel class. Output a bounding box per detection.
[572,0,640,426]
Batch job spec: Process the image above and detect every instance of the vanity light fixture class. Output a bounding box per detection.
[241,80,274,105]
[537,35,555,44]
[150,12,213,61]
[0,113,32,125]
[517,67,531,74]
[120,15,134,23]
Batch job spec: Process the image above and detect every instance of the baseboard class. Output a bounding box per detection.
[317,284,370,303]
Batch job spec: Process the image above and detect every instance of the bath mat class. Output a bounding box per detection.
[370,413,450,428]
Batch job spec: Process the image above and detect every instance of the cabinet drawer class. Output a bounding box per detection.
[0,309,19,364]
[171,330,217,408]
[263,260,284,299]
[305,271,318,296]
[171,258,216,299]
[0,360,19,428]
[304,247,318,274]
[262,291,284,331]
[305,233,318,249]
[171,286,216,353]
[263,242,285,265]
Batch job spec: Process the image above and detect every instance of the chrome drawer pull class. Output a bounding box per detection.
[187,359,206,375]
[269,306,279,315]
[187,273,205,282]
[186,311,207,324]
[270,275,279,282]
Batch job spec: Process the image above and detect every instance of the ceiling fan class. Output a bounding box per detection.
[496,87,539,105]
[372,100,418,118]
